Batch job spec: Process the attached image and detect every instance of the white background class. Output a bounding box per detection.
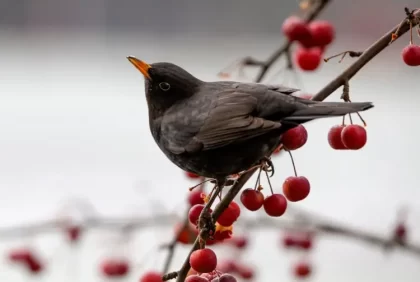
[0,28,420,281]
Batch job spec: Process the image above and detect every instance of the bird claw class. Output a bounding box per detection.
[261,157,275,177]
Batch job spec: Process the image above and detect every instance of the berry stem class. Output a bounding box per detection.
[264,170,275,195]
[287,150,298,177]
[254,167,263,190]
[410,21,413,44]
[347,98,367,126]
[342,114,346,126]
[324,51,363,63]
[348,113,353,125]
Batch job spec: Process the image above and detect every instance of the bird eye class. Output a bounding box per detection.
[159,82,171,91]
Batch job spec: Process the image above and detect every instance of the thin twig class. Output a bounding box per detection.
[254,0,332,82]
[312,9,420,102]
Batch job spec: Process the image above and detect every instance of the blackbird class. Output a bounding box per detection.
[127,57,374,181]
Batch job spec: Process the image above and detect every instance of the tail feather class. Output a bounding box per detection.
[283,101,374,121]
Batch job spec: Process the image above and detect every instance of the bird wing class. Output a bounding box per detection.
[160,87,283,154]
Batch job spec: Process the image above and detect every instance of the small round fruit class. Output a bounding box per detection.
[217,201,240,227]
[283,176,310,202]
[189,248,217,273]
[188,190,205,206]
[236,265,254,280]
[217,274,238,282]
[240,189,265,211]
[186,275,210,282]
[66,225,81,243]
[341,124,367,150]
[295,47,322,71]
[294,262,311,278]
[189,204,212,226]
[299,238,313,250]
[282,16,312,42]
[231,236,248,249]
[140,271,163,282]
[186,171,201,179]
[402,45,420,66]
[263,194,287,217]
[282,235,296,248]
[282,125,308,150]
[216,259,237,273]
[328,125,347,150]
[308,20,335,46]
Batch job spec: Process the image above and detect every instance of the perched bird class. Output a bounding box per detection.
[127,57,374,182]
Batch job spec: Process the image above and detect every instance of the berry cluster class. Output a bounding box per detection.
[282,16,335,71]
[185,248,239,282]
[241,124,310,217]
[327,113,367,150]
[282,231,314,279]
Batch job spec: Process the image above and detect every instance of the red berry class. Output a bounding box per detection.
[299,238,313,250]
[263,194,287,217]
[211,274,238,282]
[283,176,310,202]
[230,235,248,249]
[188,190,205,206]
[308,20,335,46]
[402,45,420,66]
[394,223,407,242]
[282,235,296,248]
[341,124,367,150]
[217,201,240,227]
[294,262,311,278]
[116,261,130,276]
[216,259,237,273]
[282,125,308,150]
[189,205,212,226]
[236,264,254,280]
[240,189,264,211]
[216,274,238,282]
[174,223,197,244]
[190,248,218,273]
[8,248,32,262]
[328,125,347,150]
[282,16,311,42]
[26,256,43,274]
[140,271,163,282]
[66,225,81,243]
[186,275,210,282]
[186,171,201,179]
[295,47,322,71]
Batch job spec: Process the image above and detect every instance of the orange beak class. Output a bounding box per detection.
[127,56,152,80]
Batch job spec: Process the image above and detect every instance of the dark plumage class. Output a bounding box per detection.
[127,57,374,180]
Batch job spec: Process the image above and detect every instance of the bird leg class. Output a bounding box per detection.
[261,156,275,177]
[197,178,226,245]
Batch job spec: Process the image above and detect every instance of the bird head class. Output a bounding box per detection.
[127,57,202,117]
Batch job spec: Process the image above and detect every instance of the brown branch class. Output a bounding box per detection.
[312,8,420,101]
[253,0,331,82]
[161,177,207,276]
[168,8,420,281]
[173,168,258,282]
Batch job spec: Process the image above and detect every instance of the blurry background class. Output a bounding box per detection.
[1,0,420,281]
